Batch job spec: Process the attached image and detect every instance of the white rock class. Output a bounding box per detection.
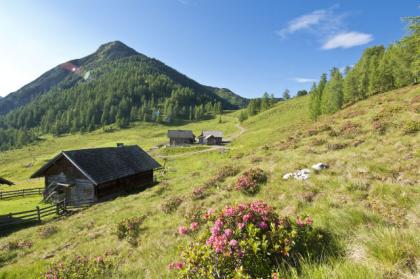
[311,163,329,171]
[282,173,293,180]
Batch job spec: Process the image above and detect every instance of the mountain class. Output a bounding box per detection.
[0,41,247,150]
[0,41,246,116]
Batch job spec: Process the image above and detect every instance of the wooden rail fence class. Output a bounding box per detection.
[0,200,66,229]
[0,187,43,199]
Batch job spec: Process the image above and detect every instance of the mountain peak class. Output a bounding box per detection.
[95,40,138,58]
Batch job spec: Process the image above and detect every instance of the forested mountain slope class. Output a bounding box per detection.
[0,41,246,151]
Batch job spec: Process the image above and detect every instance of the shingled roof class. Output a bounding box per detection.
[31,145,161,185]
[167,130,194,139]
[201,130,223,138]
[0,177,14,186]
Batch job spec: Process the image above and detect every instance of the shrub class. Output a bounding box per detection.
[327,143,347,151]
[170,201,334,278]
[402,120,419,135]
[184,206,205,224]
[236,168,267,194]
[0,240,32,250]
[372,120,387,135]
[214,165,240,182]
[38,226,58,239]
[161,197,183,214]
[191,187,208,200]
[340,121,361,136]
[115,216,146,246]
[43,255,116,279]
[311,138,327,146]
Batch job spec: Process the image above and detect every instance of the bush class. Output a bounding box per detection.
[169,201,334,278]
[236,168,267,194]
[214,165,241,182]
[340,121,361,136]
[372,120,387,135]
[115,216,146,246]
[161,197,183,214]
[38,226,59,239]
[0,240,32,250]
[43,255,116,279]
[402,120,419,135]
[327,143,347,151]
[191,187,208,200]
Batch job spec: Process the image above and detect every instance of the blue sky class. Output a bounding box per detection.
[0,1,418,98]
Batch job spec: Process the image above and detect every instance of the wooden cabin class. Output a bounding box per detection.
[198,130,223,145]
[0,177,14,186]
[167,130,195,146]
[30,145,161,205]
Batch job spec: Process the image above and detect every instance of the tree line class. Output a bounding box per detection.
[239,92,277,122]
[309,17,419,120]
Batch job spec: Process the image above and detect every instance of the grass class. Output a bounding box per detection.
[0,85,419,278]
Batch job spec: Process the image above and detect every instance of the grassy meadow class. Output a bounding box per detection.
[0,85,419,278]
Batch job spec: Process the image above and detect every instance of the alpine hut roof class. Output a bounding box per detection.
[30,145,161,185]
[0,177,14,186]
[201,130,223,138]
[167,130,194,139]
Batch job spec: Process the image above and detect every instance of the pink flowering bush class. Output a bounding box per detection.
[43,255,116,279]
[170,201,334,278]
[236,168,267,194]
[115,216,146,246]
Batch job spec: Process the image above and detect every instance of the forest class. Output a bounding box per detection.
[309,17,419,119]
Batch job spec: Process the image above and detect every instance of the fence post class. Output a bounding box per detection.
[22,189,25,197]
[36,206,41,223]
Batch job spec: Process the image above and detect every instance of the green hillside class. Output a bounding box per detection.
[0,85,418,278]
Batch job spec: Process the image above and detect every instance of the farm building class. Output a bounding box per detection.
[30,145,161,205]
[167,130,195,145]
[0,177,14,186]
[198,130,223,145]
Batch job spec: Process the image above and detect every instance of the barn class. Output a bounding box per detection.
[198,130,223,145]
[30,145,161,205]
[167,130,195,145]
[0,177,14,186]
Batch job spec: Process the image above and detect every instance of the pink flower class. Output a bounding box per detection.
[168,261,184,270]
[224,228,233,238]
[272,272,279,279]
[190,222,199,231]
[296,217,305,227]
[211,219,223,235]
[242,213,252,223]
[305,217,313,226]
[229,239,238,247]
[238,222,245,230]
[258,221,268,230]
[223,206,236,217]
[178,226,189,235]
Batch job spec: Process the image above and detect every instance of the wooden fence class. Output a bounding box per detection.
[0,187,43,199]
[0,200,66,229]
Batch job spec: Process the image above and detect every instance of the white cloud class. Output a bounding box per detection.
[277,10,327,38]
[292,77,317,83]
[276,7,373,50]
[322,32,373,49]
